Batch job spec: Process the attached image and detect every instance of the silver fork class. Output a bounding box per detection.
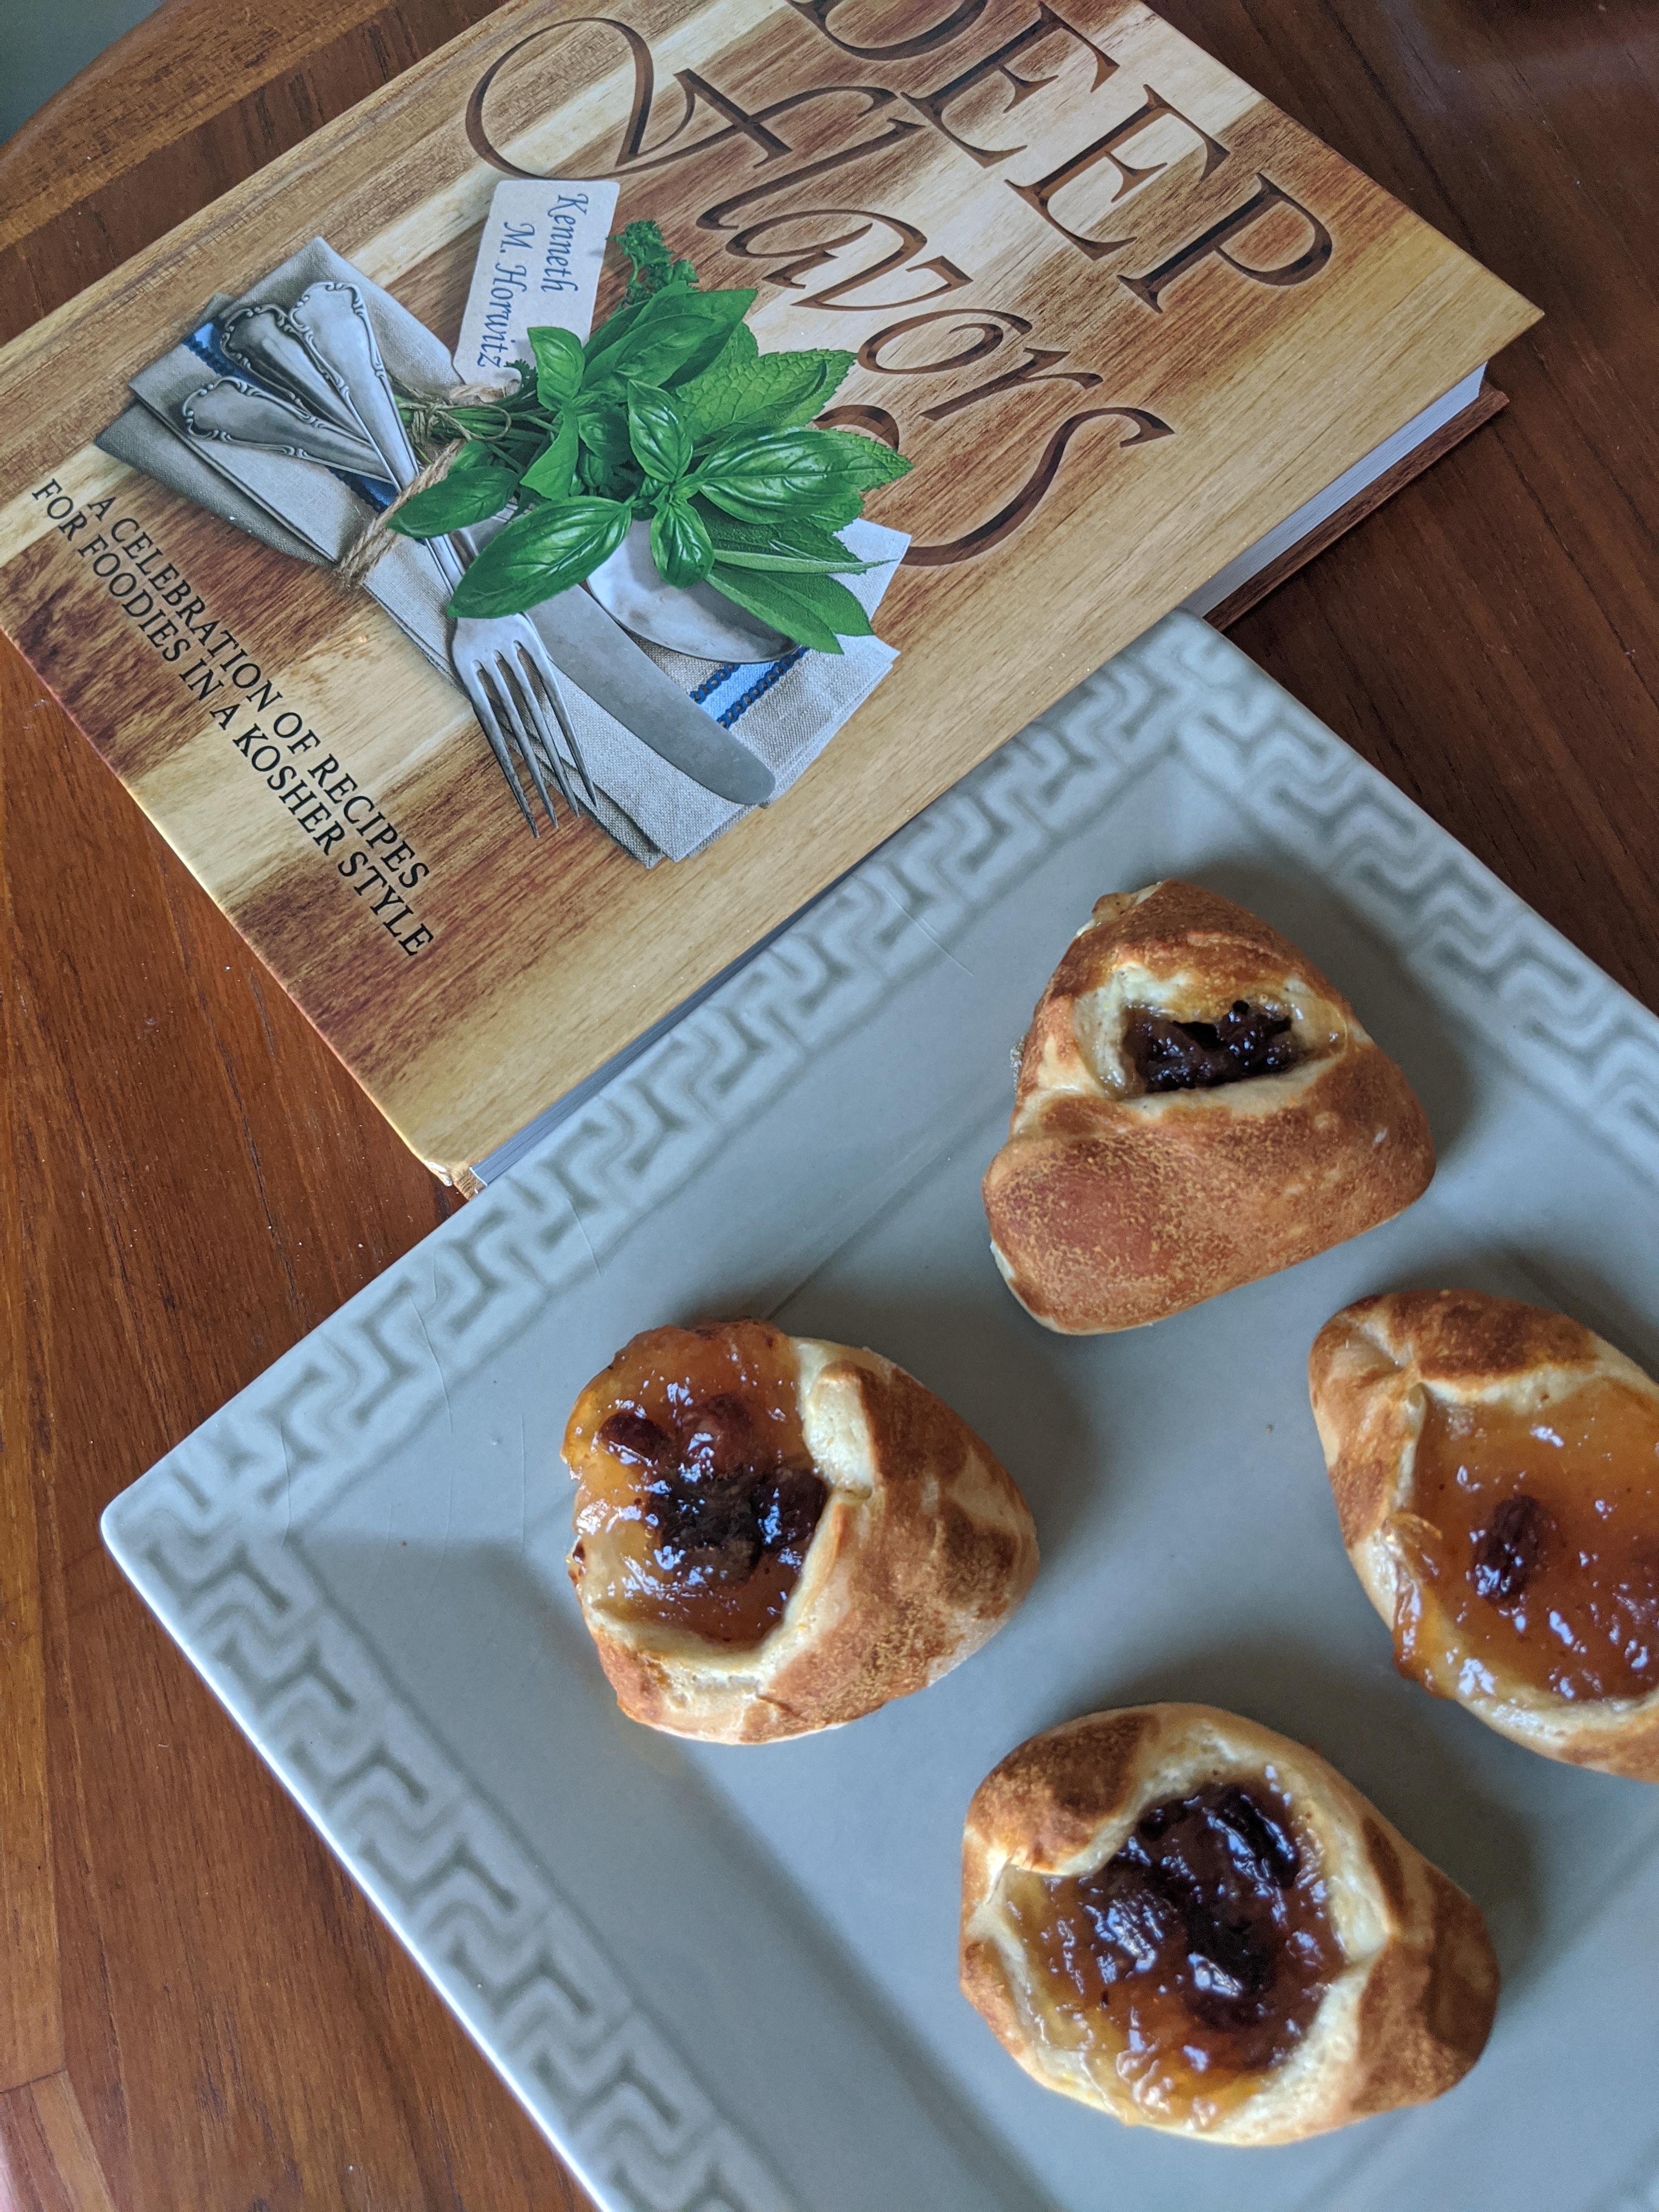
[225,287,599,834]
[182,358,597,833]
[449,615,598,836]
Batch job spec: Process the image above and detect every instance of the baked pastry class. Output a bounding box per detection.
[1310,1289,1659,1778]
[563,1319,1039,1742]
[960,1703,1497,2143]
[981,881,1434,1332]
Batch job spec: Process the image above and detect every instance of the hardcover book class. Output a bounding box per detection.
[0,0,1536,1184]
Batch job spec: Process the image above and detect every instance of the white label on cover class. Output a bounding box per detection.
[453,179,620,386]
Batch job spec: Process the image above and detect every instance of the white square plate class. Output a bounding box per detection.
[105,613,1659,2212]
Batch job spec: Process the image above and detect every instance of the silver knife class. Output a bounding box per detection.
[456,517,775,806]
[533,586,777,808]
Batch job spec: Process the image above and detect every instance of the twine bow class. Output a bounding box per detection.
[335,379,515,593]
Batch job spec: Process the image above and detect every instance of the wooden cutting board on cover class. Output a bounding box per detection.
[0,0,1536,1180]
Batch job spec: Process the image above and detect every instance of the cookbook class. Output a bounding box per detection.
[0,0,1536,1183]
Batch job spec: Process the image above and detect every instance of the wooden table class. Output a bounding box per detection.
[1,1,1654,2202]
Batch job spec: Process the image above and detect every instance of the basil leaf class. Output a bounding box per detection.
[700,481,861,529]
[573,389,636,466]
[650,493,714,589]
[691,429,856,524]
[695,426,912,526]
[608,287,757,388]
[387,462,519,537]
[518,414,579,501]
[627,384,691,484]
[584,292,650,371]
[448,497,632,617]
[706,561,874,654]
[447,441,510,473]
[680,346,854,446]
[663,290,760,386]
[529,325,585,405]
[699,510,872,569]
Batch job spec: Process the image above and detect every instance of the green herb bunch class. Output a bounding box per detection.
[390,222,910,654]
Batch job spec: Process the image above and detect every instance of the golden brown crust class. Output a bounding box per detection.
[960,1704,1498,2145]
[569,1334,1039,1743]
[981,882,1434,1333]
[1309,1289,1659,1779]
[1347,1848,1497,2119]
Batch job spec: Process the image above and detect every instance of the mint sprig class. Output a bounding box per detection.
[390,220,910,652]
[676,331,854,446]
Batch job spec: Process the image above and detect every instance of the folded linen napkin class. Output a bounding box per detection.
[97,238,906,865]
[539,515,901,861]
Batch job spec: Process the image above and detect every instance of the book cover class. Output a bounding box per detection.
[0,0,1536,1182]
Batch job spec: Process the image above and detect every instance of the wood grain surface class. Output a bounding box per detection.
[1,1,1654,2207]
[0,2073,119,2212]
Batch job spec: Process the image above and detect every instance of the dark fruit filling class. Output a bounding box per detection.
[1124,1000,1297,1092]
[568,1321,829,1649]
[1079,1785,1319,2038]
[1470,1493,1553,1604]
[596,1399,826,1594]
[1004,1778,1335,2123]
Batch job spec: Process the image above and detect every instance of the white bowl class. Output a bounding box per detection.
[584,518,788,662]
